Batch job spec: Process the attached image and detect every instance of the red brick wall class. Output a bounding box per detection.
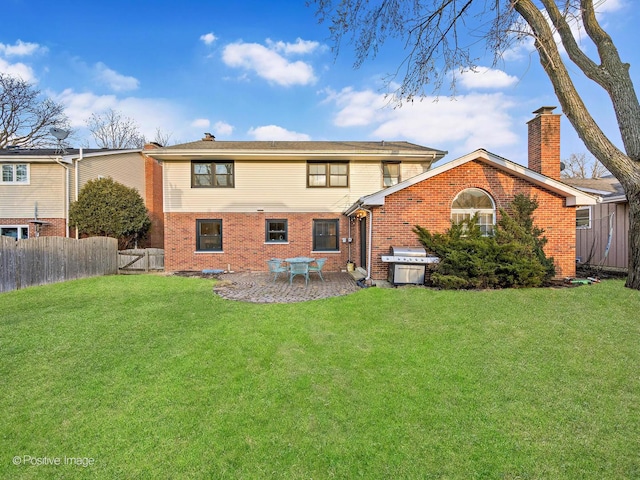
[362,160,576,280]
[165,212,351,272]
[0,217,67,238]
[143,153,164,248]
[528,108,561,180]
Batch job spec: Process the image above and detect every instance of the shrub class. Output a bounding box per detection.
[413,194,555,289]
[69,177,151,249]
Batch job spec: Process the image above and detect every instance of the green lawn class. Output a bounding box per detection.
[1,275,639,479]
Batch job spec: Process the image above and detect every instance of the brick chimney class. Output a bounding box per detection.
[527,106,561,180]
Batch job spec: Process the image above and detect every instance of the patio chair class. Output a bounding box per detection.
[309,258,327,282]
[289,261,310,286]
[266,258,288,282]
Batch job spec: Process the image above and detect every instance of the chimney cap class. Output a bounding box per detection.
[532,106,557,116]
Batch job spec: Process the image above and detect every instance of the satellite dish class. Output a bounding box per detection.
[49,127,70,141]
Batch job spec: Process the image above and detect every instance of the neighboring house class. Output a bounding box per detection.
[0,147,164,247]
[146,106,597,281]
[564,175,628,270]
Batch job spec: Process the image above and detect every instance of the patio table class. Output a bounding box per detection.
[285,257,315,285]
[285,257,315,264]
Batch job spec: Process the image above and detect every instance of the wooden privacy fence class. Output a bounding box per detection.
[0,236,118,293]
[118,248,165,273]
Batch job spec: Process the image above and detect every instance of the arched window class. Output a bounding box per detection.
[451,188,496,235]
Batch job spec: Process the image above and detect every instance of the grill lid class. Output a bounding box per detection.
[390,246,426,257]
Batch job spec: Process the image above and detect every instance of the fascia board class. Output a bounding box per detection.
[147,150,444,162]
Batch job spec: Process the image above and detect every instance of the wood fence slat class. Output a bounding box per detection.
[0,236,119,292]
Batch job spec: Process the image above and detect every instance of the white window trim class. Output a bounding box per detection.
[1,163,30,185]
[0,225,29,239]
[451,188,496,236]
[576,207,591,229]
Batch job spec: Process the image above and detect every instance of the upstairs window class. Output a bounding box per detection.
[307,162,348,187]
[191,161,234,188]
[451,188,496,236]
[576,207,591,229]
[1,164,28,184]
[382,162,400,187]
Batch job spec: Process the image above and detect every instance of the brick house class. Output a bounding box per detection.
[0,148,164,247]
[147,106,596,281]
[144,138,447,273]
[345,107,597,281]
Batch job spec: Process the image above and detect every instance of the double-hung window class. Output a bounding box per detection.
[196,219,222,251]
[382,162,400,187]
[313,219,339,251]
[191,161,234,187]
[576,207,591,229]
[266,219,288,243]
[307,162,348,187]
[1,164,28,184]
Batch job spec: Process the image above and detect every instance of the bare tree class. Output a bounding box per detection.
[86,109,145,149]
[561,153,610,179]
[151,127,173,147]
[311,0,640,290]
[0,73,70,148]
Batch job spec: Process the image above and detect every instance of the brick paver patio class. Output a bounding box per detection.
[212,271,361,303]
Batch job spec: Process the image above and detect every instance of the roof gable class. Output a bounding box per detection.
[346,148,598,213]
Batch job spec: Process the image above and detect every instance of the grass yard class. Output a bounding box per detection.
[1,275,639,479]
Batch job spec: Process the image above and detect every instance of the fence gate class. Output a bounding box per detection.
[118,248,164,273]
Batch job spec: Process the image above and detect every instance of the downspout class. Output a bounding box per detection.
[55,157,70,237]
[347,215,352,263]
[74,148,83,239]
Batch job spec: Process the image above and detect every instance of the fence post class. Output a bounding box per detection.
[145,249,150,272]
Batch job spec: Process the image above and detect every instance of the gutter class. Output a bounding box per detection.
[54,157,70,237]
[74,148,84,239]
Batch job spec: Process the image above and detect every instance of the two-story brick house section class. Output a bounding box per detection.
[144,138,447,273]
[0,148,164,247]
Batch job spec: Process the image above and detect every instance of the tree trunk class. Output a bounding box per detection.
[625,184,640,289]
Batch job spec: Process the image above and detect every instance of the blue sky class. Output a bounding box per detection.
[1,0,636,166]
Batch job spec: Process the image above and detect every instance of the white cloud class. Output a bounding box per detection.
[94,62,139,92]
[596,0,626,14]
[53,89,208,147]
[0,40,43,57]
[457,67,519,90]
[324,87,521,159]
[222,41,317,86]
[191,118,210,129]
[248,125,310,141]
[190,120,233,137]
[212,121,234,137]
[0,58,36,82]
[0,40,43,81]
[323,87,390,127]
[266,38,321,55]
[200,32,218,45]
